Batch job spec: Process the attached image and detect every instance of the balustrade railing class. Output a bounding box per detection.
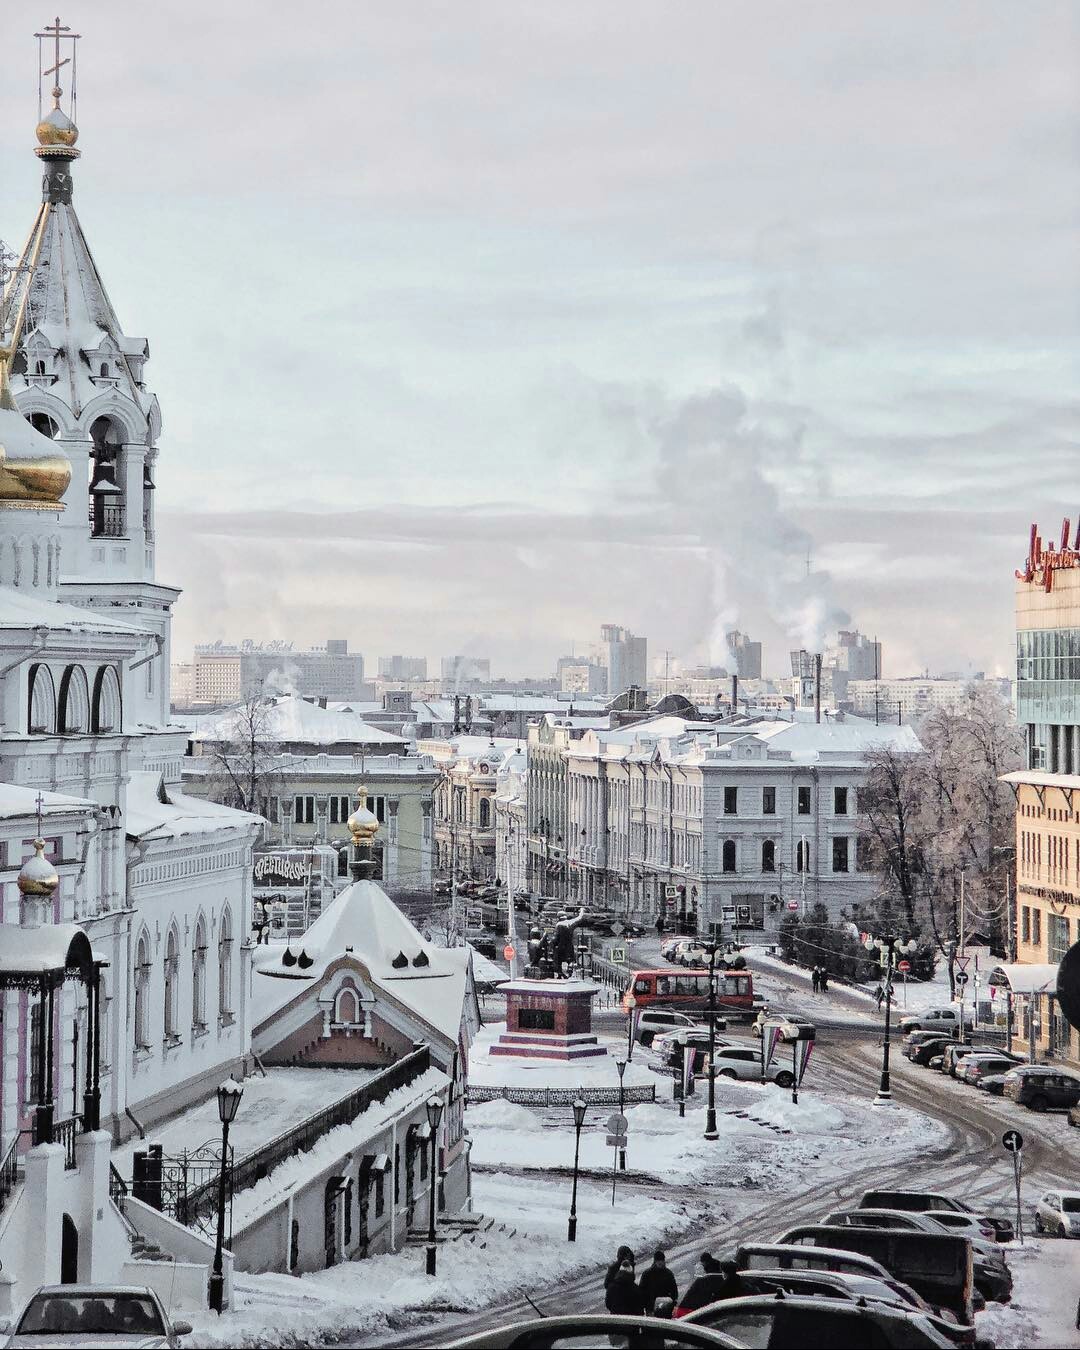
[0,1134,20,1213]
[54,1117,78,1170]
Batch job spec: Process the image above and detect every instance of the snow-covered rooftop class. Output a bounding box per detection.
[0,585,149,638]
[186,695,408,748]
[0,783,95,822]
[125,770,263,841]
[254,881,471,1042]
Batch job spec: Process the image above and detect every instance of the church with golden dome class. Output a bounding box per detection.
[0,20,264,1312]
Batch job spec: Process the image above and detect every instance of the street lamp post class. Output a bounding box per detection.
[615,1056,627,1171]
[567,1097,587,1241]
[425,1095,443,1276]
[625,993,637,1062]
[208,1077,243,1314]
[705,943,719,1140]
[864,933,917,1105]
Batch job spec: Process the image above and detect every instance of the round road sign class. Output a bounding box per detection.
[503,945,515,961]
[954,970,969,987]
[787,900,800,911]
[1002,1129,1024,1153]
[897,960,911,973]
[606,1113,628,1136]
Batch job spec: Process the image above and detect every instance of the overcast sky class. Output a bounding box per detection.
[2,2,1077,679]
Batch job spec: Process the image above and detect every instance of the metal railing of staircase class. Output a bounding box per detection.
[180,1044,432,1225]
[0,1134,19,1212]
[54,1117,78,1170]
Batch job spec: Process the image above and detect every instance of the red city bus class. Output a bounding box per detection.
[623,968,754,1015]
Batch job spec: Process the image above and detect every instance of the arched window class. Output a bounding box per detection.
[796,839,811,873]
[761,839,776,873]
[91,664,122,733]
[27,663,56,734]
[192,916,207,1029]
[99,363,109,378]
[30,412,58,438]
[722,840,737,873]
[57,665,90,734]
[218,907,233,1019]
[35,360,47,376]
[134,930,151,1049]
[479,798,491,829]
[163,927,179,1040]
[334,987,359,1025]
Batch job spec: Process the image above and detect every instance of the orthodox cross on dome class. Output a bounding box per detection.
[35,792,45,838]
[35,15,80,122]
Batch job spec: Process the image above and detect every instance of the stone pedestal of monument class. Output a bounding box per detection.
[490,978,607,1060]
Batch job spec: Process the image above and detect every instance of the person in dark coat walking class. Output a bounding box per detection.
[605,1260,645,1316]
[604,1246,635,1290]
[638,1249,679,1313]
[674,1253,741,1316]
[811,966,820,993]
[656,913,665,937]
[819,968,830,993]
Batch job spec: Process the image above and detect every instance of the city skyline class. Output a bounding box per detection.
[1,2,1075,681]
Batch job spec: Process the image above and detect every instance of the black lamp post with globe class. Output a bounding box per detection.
[208,1077,243,1314]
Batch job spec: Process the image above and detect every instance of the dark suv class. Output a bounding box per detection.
[1002,1065,1080,1111]
[906,1035,954,1067]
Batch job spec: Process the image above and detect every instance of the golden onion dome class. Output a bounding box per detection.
[0,352,72,508]
[18,839,59,897]
[347,786,380,846]
[36,101,79,149]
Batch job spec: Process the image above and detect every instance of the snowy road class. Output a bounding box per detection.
[365,949,1080,1348]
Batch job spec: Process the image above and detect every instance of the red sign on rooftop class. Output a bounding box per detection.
[1017,519,1080,594]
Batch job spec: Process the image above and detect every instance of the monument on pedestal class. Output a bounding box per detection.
[490,909,607,1061]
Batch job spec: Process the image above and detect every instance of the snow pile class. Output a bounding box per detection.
[184,1171,704,1349]
[466,1097,545,1132]
[976,1240,1078,1350]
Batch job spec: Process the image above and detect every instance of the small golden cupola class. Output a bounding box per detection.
[347,786,380,848]
[18,837,59,927]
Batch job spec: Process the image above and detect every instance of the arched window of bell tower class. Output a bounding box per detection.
[88,416,126,539]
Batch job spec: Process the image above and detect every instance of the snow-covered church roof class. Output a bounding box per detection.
[125,770,263,841]
[255,880,470,1042]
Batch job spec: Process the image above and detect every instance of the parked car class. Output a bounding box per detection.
[956,1053,1026,1088]
[1002,1065,1080,1112]
[734,1242,894,1282]
[906,1035,954,1067]
[683,1294,954,1348]
[445,1314,744,1348]
[821,1210,1011,1304]
[899,1007,973,1036]
[635,1008,703,1046]
[1034,1190,1080,1238]
[979,1073,1009,1096]
[682,1270,975,1347]
[709,1044,796,1088]
[859,1190,1014,1244]
[0,1286,191,1348]
[940,1043,1000,1077]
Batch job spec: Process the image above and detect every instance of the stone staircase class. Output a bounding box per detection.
[405,1213,534,1246]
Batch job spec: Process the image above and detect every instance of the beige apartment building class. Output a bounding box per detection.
[1003,529,1080,1065]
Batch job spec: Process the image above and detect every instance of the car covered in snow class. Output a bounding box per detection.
[445,1314,744,1348]
[635,1008,703,1046]
[683,1294,955,1348]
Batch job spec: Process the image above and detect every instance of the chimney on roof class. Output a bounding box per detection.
[814,653,822,724]
[731,674,739,720]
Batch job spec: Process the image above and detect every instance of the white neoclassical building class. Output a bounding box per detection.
[0,54,260,1311]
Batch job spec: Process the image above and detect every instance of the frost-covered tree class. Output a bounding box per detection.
[201,690,283,819]
[861,686,1022,987]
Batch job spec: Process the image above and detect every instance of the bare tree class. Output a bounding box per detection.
[200,691,284,820]
[861,686,1023,990]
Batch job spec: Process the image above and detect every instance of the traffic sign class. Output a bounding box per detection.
[1002,1129,1024,1154]
[955,955,970,973]
[503,944,515,961]
[897,960,911,973]
[610,921,626,938]
[954,970,969,987]
[610,946,626,964]
[606,1113,628,1136]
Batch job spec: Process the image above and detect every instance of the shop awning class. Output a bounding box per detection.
[988,963,1059,995]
